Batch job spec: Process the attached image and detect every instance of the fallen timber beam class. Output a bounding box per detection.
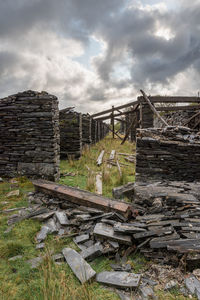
[32,180,131,217]
[91,100,138,118]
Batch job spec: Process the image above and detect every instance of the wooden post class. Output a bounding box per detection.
[111,106,115,138]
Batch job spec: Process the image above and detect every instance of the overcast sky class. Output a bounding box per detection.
[0,0,200,113]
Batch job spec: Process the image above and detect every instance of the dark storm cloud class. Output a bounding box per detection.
[0,0,200,108]
[92,1,200,88]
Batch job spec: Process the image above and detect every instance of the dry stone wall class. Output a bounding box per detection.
[59,108,82,159]
[154,109,199,128]
[0,90,60,181]
[136,126,200,182]
[82,114,92,147]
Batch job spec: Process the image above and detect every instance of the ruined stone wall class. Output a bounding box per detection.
[59,109,82,159]
[0,90,60,181]
[91,119,97,144]
[140,103,154,128]
[154,109,199,128]
[82,114,92,146]
[136,127,200,182]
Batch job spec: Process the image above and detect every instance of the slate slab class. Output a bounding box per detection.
[93,223,132,245]
[62,248,96,284]
[81,243,103,261]
[55,211,69,225]
[73,234,90,244]
[36,225,50,243]
[96,271,141,289]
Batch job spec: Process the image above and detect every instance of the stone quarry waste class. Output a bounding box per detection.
[4,177,200,298]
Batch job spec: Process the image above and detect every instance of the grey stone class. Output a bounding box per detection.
[36,225,50,243]
[164,280,178,291]
[96,271,141,289]
[52,253,64,262]
[81,243,103,261]
[55,211,69,225]
[93,223,132,245]
[62,248,96,284]
[139,285,156,299]
[8,255,23,261]
[36,243,45,250]
[185,275,200,299]
[27,256,43,269]
[73,234,90,244]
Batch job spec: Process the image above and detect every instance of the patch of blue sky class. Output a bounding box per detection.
[75,37,102,69]
[140,0,179,10]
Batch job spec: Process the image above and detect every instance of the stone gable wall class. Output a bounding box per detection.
[0,90,60,181]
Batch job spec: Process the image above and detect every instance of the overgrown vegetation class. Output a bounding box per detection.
[0,135,195,299]
[60,134,135,198]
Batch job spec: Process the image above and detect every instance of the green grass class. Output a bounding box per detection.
[0,136,196,300]
[60,134,135,198]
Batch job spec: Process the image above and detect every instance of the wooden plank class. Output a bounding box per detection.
[97,150,105,166]
[95,173,102,195]
[91,100,138,118]
[116,159,122,177]
[109,150,116,160]
[32,180,131,217]
[95,109,139,121]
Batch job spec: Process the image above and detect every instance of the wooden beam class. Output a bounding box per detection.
[95,109,139,121]
[32,180,131,217]
[140,90,169,127]
[104,123,123,140]
[121,104,139,144]
[91,100,138,118]
[138,96,200,103]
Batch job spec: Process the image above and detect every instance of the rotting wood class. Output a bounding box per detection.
[32,180,131,217]
[116,159,122,178]
[95,173,102,195]
[91,100,138,118]
[104,123,123,140]
[140,90,169,127]
[121,104,139,144]
[109,150,115,160]
[97,150,105,166]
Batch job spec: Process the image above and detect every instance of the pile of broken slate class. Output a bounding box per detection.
[5,180,200,299]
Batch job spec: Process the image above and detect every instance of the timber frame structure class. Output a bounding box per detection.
[91,92,200,142]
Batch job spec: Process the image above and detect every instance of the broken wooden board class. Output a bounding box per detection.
[32,180,131,217]
[62,248,96,284]
[97,150,105,166]
[93,223,132,245]
[96,271,141,289]
[95,173,102,195]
